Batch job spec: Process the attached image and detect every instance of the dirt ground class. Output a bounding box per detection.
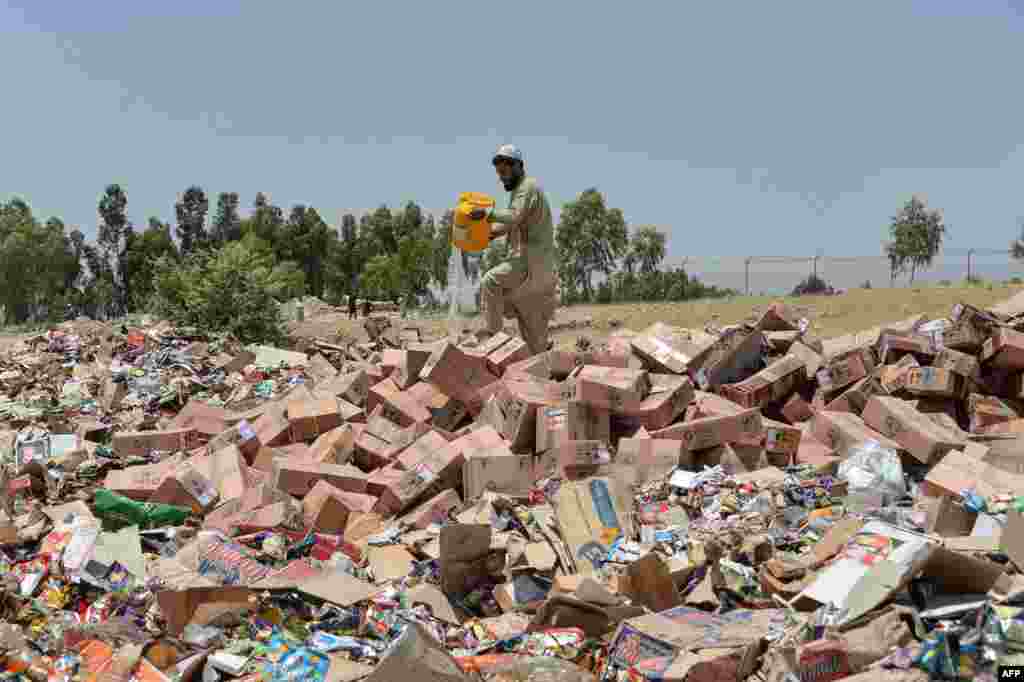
[289,284,1024,349]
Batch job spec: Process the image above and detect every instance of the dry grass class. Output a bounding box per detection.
[568,284,1023,340]
[307,284,1023,348]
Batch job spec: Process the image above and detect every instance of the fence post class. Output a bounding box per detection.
[967,249,975,282]
[744,257,751,296]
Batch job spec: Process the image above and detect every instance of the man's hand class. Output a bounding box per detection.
[468,208,488,221]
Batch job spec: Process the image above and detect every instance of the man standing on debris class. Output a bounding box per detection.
[468,144,558,355]
[348,293,358,320]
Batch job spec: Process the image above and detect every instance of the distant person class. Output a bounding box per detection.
[362,299,372,318]
[348,294,358,320]
[468,144,557,354]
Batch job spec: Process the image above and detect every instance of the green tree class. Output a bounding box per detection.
[152,240,300,344]
[175,186,210,255]
[884,196,947,284]
[124,218,179,310]
[627,225,667,275]
[242,193,285,253]
[212,192,241,244]
[0,201,78,323]
[278,205,333,299]
[556,188,629,302]
[97,184,133,316]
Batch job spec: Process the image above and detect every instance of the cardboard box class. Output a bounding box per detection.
[378,389,431,427]
[169,401,229,442]
[536,405,571,454]
[817,352,869,394]
[879,332,935,363]
[941,320,986,353]
[302,480,377,532]
[651,408,763,452]
[487,336,530,376]
[393,430,451,470]
[691,327,765,389]
[862,396,965,463]
[921,443,1024,499]
[287,398,344,442]
[811,410,902,456]
[722,355,805,408]
[631,335,692,374]
[399,489,461,529]
[933,347,981,381]
[463,447,534,499]
[763,418,802,461]
[556,475,633,576]
[492,379,560,451]
[148,465,219,513]
[355,410,429,470]
[616,438,689,485]
[503,352,554,381]
[250,406,293,449]
[103,455,185,500]
[367,377,401,417]
[615,375,694,431]
[570,400,612,443]
[308,424,357,465]
[320,370,370,407]
[112,428,199,457]
[271,459,369,497]
[904,366,963,399]
[982,327,1024,370]
[575,366,651,411]
[968,393,1020,432]
[781,394,815,423]
[419,342,499,409]
[393,344,434,390]
[375,439,463,515]
[365,465,404,499]
[403,381,467,432]
[557,440,612,478]
[187,445,254,502]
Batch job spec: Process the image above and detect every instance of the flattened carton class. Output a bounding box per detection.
[904,366,963,399]
[982,327,1024,370]
[690,327,764,390]
[933,347,981,381]
[721,354,805,408]
[631,335,692,374]
[112,428,198,457]
[555,474,633,577]
[810,410,902,456]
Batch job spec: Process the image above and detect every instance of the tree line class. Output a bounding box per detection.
[0,185,734,326]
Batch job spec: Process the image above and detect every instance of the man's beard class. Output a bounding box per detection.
[501,173,523,191]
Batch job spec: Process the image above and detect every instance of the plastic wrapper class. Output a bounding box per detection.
[837,440,906,506]
[92,489,191,530]
[262,635,331,682]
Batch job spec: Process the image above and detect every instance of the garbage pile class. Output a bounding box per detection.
[9,296,1024,682]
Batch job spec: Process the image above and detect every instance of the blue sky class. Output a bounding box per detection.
[2,1,1024,291]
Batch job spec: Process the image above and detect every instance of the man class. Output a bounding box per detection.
[348,293,358,320]
[468,144,558,355]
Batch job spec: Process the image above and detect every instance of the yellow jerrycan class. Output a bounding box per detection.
[452,192,495,253]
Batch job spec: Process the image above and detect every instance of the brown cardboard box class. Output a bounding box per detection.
[402,381,467,432]
[570,400,612,443]
[721,355,805,408]
[487,337,530,376]
[112,428,198,457]
[463,447,534,499]
[817,351,869,394]
[302,480,377,532]
[250,405,293,449]
[103,455,185,500]
[616,438,689,484]
[355,410,429,470]
[781,394,815,423]
[492,378,560,451]
[419,342,499,410]
[933,347,981,381]
[320,369,370,407]
[393,344,434,390]
[271,459,369,497]
[630,335,692,374]
[879,332,935,363]
[811,410,903,456]
[862,396,965,463]
[615,374,694,431]
[652,408,763,451]
[763,418,802,462]
[557,440,613,478]
[365,465,404,499]
[375,439,463,515]
[287,398,344,442]
[308,424,357,465]
[149,464,219,513]
[367,377,401,417]
[690,327,765,390]
[169,401,229,442]
[187,445,254,502]
[575,366,651,411]
[393,430,452,471]
[535,405,571,454]
[904,366,963,399]
[399,489,461,529]
[757,301,801,331]
[503,352,553,381]
[942,320,986,353]
[378,389,431,427]
[982,327,1024,370]
[921,443,1024,499]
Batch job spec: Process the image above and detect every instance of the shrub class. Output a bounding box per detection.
[792,273,830,296]
[152,240,303,345]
